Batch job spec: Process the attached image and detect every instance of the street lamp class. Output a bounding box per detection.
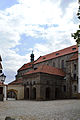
[0,73,6,84]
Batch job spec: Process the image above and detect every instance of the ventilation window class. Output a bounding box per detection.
[43,57,46,59]
[34,67,37,70]
[56,53,59,55]
[72,47,76,50]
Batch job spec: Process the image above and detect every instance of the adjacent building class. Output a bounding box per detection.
[0,56,6,101]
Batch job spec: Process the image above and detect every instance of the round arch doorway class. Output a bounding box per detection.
[7,90,17,100]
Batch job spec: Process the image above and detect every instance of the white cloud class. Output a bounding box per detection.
[0,0,78,83]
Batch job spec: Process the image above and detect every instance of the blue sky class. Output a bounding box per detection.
[0,0,78,83]
[0,0,18,10]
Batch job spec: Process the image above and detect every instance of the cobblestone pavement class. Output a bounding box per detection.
[0,100,80,120]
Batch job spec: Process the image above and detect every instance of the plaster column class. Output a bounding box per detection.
[78,44,80,93]
[3,86,6,101]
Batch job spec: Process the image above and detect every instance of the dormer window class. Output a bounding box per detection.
[43,57,46,59]
[72,47,76,50]
[56,53,59,55]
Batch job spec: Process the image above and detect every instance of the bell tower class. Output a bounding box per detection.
[30,51,34,62]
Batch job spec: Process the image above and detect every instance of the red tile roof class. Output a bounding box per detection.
[23,65,65,77]
[34,45,78,64]
[18,45,78,72]
[68,53,78,61]
[8,79,23,85]
[18,62,33,71]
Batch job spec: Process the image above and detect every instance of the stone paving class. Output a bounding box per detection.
[0,100,80,120]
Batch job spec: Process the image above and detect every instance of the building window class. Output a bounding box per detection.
[74,64,76,70]
[73,74,76,80]
[56,53,59,55]
[61,60,64,69]
[63,85,66,92]
[74,85,77,92]
[33,81,35,85]
[27,82,29,85]
[72,47,76,50]
[53,62,55,67]
[77,76,78,83]
[46,81,49,85]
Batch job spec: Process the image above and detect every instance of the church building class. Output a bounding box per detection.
[8,45,78,100]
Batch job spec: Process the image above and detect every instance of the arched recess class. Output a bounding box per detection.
[26,87,29,99]
[32,87,36,100]
[24,86,30,100]
[7,89,17,100]
[46,87,51,100]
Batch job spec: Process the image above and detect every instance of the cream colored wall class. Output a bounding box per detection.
[7,85,24,100]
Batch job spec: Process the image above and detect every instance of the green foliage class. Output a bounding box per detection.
[71,1,80,45]
[72,30,80,44]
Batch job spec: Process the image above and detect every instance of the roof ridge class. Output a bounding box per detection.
[40,45,77,57]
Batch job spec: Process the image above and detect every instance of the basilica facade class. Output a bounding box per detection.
[8,45,78,100]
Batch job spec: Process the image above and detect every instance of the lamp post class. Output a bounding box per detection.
[0,73,6,101]
[0,73,6,84]
[72,0,80,93]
